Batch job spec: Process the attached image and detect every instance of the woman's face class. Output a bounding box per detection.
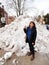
[30,23,34,28]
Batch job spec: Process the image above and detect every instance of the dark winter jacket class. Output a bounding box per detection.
[24,27,37,44]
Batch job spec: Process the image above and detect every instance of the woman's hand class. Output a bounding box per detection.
[24,26,26,29]
[32,43,35,45]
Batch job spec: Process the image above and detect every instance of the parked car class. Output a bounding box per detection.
[46,25,49,30]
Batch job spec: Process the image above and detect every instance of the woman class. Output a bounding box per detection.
[24,21,37,61]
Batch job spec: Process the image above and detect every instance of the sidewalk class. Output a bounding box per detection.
[0,49,49,65]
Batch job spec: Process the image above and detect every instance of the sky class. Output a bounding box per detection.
[0,0,49,15]
[25,0,49,14]
[33,0,49,13]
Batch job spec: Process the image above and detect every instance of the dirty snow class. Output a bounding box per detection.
[0,15,49,57]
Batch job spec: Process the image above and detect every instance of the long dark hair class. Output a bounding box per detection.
[29,21,36,28]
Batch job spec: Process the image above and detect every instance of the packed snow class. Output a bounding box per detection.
[0,15,49,57]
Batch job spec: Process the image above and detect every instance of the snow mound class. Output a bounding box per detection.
[0,15,49,56]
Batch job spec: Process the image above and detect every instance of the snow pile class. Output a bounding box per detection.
[0,16,31,55]
[35,22,49,53]
[0,15,49,57]
[0,52,12,65]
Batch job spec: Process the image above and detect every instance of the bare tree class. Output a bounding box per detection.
[6,0,34,16]
[6,0,26,16]
[12,0,26,16]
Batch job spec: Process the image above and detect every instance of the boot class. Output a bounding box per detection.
[28,51,32,56]
[30,54,35,61]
